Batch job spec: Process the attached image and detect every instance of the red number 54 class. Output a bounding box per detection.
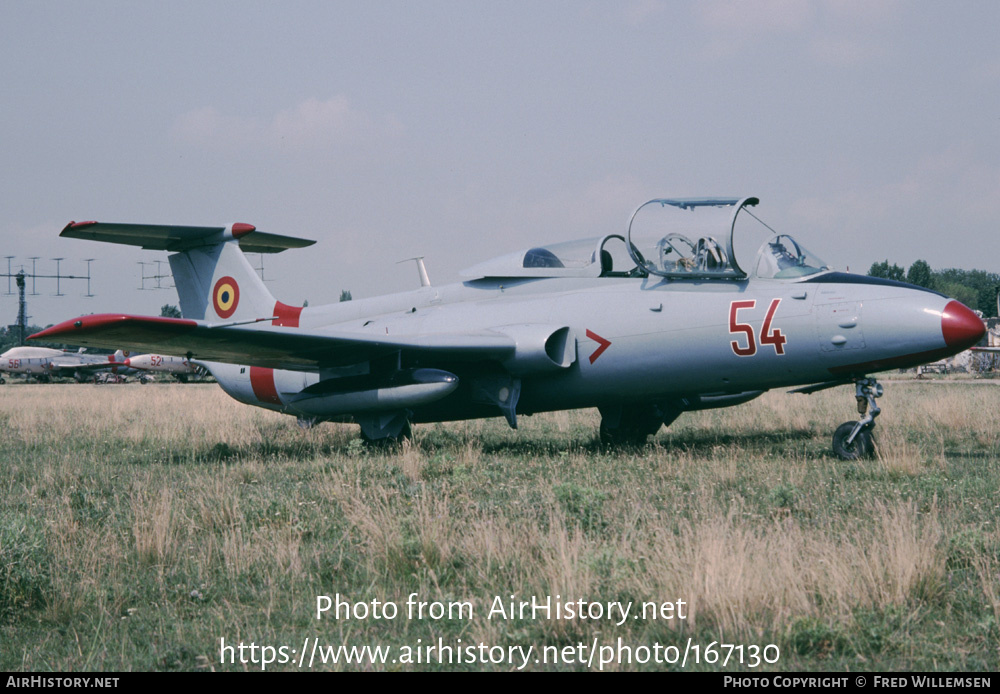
[729,299,786,357]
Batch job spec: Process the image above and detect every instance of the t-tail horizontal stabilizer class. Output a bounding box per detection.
[61,221,315,254]
[61,220,315,322]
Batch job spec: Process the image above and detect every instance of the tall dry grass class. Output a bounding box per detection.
[1,379,997,670]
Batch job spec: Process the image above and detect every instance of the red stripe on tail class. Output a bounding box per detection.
[272,301,302,327]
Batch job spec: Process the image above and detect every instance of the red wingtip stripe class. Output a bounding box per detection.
[231,223,256,237]
[28,313,198,341]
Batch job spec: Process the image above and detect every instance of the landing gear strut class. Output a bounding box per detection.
[832,377,882,460]
[356,410,412,446]
[598,403,681,446]
[360,421,412,447]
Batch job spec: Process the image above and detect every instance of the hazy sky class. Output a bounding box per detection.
[2,1,999,327]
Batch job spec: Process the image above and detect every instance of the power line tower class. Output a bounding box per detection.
[12,271,26,346]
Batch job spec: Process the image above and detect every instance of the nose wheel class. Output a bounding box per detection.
[832,377,882,460]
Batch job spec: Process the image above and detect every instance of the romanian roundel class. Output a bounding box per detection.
[213,276,240,319]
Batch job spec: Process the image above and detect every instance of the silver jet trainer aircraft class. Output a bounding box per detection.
[0,345,127,383]
[123,353,202,382]
[32,197,985,459]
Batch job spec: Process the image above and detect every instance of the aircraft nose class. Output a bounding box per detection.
[124,358,131,367]
[941,300,985,350]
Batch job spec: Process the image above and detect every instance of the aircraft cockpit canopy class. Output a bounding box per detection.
[752,234,830,279]
[461,197,830,281]
[460,235,640,280]
[627,197,830,280]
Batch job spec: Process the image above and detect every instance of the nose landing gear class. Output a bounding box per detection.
[832,377,883,460]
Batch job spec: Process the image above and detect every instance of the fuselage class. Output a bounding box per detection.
[204,271,983,423]
[0,346,122,380]
[125,354,198,375]
[0,346,65,375]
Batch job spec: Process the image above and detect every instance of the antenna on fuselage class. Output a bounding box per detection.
[397,257,431,287]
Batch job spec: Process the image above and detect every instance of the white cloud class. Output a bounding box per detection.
[170,96,402,152]
[696,0,901,65]
[697,0,814,35]
[821,0,902,28]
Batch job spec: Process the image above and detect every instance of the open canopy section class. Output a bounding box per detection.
[626,197,831,280]
[627,197,749,279]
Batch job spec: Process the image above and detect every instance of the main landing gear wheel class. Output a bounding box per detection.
[599,421,659,447]
[831,377,882,460]
[356,410,413,447]
[598,404,669,447]
[832,422,874,460]
[360,422,412,447]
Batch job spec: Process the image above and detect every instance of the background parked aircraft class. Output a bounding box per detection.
[0,346,126,383]
[124,353,203,382]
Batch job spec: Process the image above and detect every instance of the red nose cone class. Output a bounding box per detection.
[124,358,131,367]
[942,300,985,350]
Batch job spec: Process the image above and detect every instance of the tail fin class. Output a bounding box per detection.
[61,221,315,323]
[168,240,276,321]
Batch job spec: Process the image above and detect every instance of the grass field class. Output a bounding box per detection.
[1,380,998,671]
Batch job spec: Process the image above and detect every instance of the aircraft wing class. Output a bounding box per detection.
[45,358,127,375]
[29,314,517,371]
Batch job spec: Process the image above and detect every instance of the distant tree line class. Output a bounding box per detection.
[868,259,999,318]
[160,304,182,318]
[0,325,72,351]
